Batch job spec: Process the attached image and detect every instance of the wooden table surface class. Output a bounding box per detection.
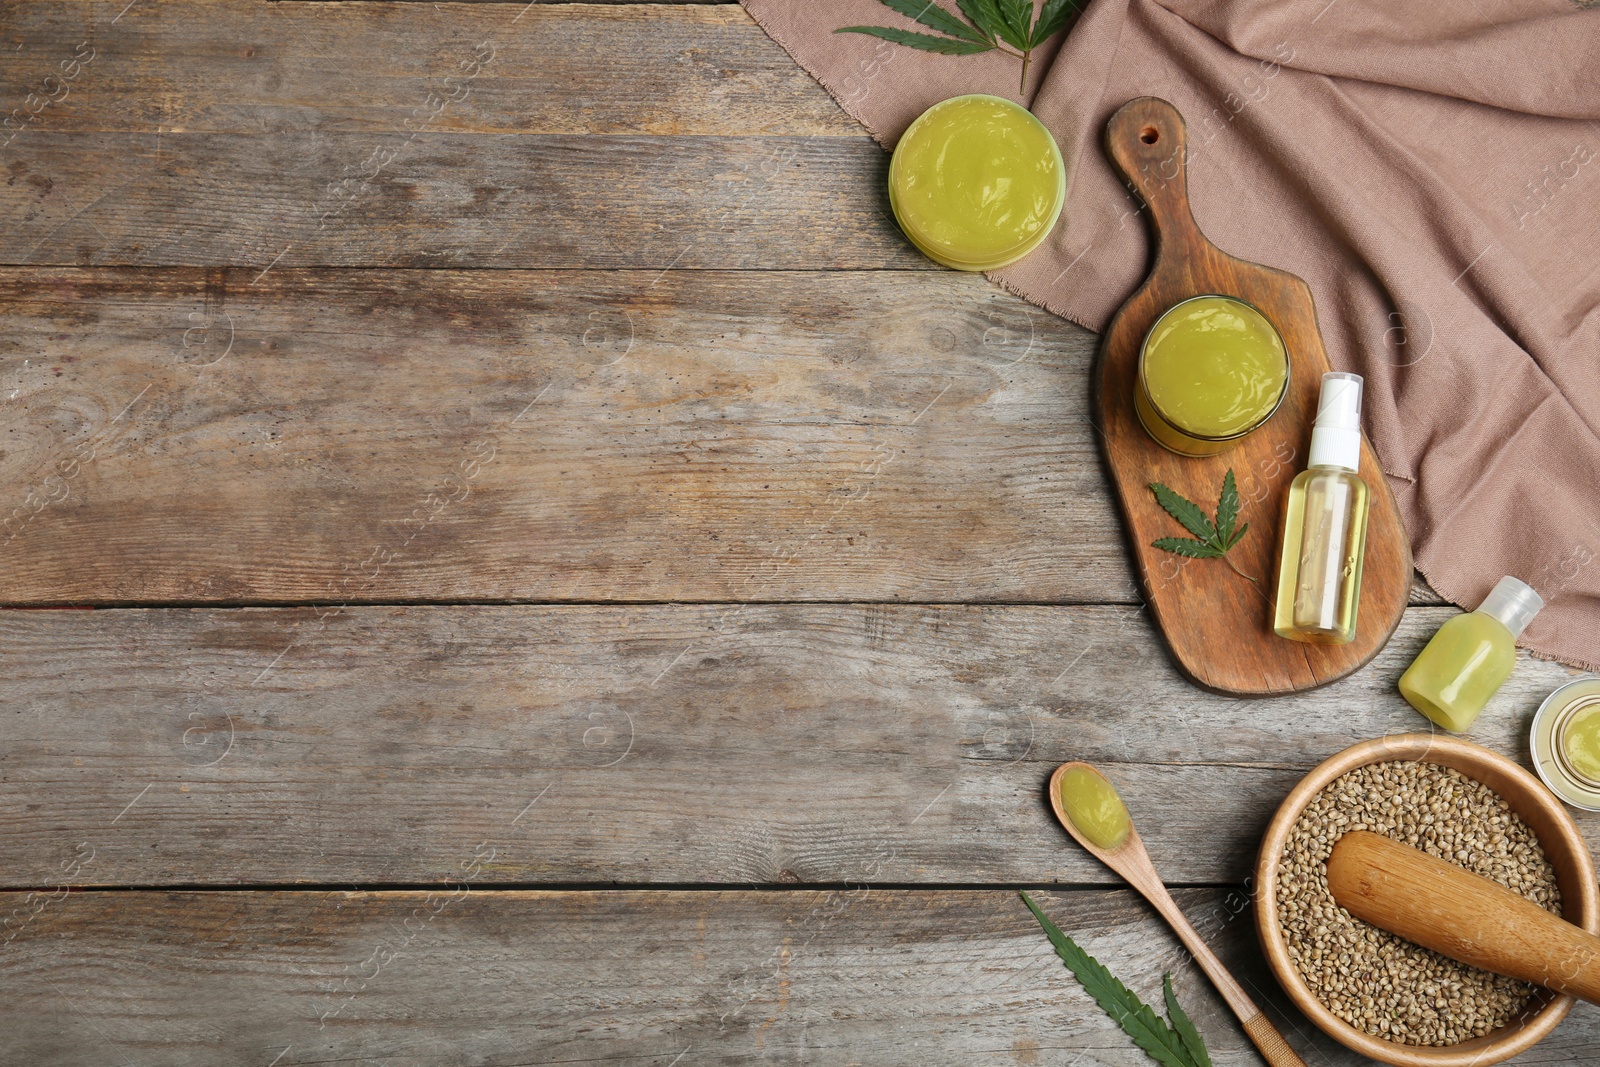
[2,2,1595,1064]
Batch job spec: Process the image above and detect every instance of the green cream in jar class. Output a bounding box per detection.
[1532,675,1600,811]
[1135,295,1290,456]
[888,94,1065,272]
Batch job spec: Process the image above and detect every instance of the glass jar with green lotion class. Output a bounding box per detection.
[888,95,1066,272]
[1136,295,1290,456]
[1398,575,1544,732]
[1532,676,1600,811]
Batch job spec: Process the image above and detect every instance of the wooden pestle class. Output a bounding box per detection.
[1327,830,1600,1005]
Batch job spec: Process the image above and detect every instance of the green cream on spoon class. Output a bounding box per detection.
[1046,761,1311,1067]
[1057,764,1130,850]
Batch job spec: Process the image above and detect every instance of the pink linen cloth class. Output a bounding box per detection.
[742,0,1600,669]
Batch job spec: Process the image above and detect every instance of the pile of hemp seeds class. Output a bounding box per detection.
[1276,760,1562,1046]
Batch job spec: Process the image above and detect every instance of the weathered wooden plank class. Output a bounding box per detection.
[1,132,916,269]
[0,2,906,269]
[343,0,735,4]
[0,603,1583,888]
[0,267,1118,603]
[11,886,1562,1067]
[0,2,850,137]
[0,265,1449,607]
[1410,576,1445,605]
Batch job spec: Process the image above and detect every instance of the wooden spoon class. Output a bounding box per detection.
[1048,762,1309,1067]
[1328,830,1600,1004]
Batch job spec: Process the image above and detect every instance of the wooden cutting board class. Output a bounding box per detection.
[1094,97,1411,696]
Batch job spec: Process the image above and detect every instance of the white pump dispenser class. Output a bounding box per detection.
[1308,372,1363,472]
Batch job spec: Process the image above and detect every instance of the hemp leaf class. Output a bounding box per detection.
[1148,469,1256,582]
[1021,892,1213,1067]
[1164,975,1215,1067]
[836,0,1082,92]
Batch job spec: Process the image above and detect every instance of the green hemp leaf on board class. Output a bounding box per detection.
[1148,469,1257,582]
[1021,892,1215,1067]
[835,0,1082,93]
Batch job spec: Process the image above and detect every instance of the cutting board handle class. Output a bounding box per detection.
[1104,97,1204,267]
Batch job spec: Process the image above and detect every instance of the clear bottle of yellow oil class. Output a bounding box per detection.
[1274,373,1370,644]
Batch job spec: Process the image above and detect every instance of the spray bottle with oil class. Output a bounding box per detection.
[1274,372,1370,644]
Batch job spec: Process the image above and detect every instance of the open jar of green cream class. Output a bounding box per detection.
[1135,295,1290,456]
[1531,675,1600,811]
[888,94,1065,272]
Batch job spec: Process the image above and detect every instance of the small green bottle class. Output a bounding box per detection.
[1398,575,1544,732]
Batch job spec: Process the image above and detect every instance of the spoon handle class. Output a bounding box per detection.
[1241,1014,1311,1067]
[1135,877,1310,1067]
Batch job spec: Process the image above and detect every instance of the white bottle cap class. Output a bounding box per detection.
[1308,372,1363,472]
[1477,575,1543,638]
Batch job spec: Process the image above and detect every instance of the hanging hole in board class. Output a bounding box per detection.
[1140,126,1159,145]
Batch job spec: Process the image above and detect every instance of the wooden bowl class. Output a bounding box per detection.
[1255,734,1600,1067]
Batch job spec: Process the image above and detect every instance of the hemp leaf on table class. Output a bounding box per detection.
[1021,892,1214,1067]
[835,0,1082,93]
[1148,469,1256,582]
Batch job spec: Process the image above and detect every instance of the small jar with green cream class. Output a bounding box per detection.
[888,94,1066,272]
[1135,295,1290,456]
[1531,676,1600,811]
